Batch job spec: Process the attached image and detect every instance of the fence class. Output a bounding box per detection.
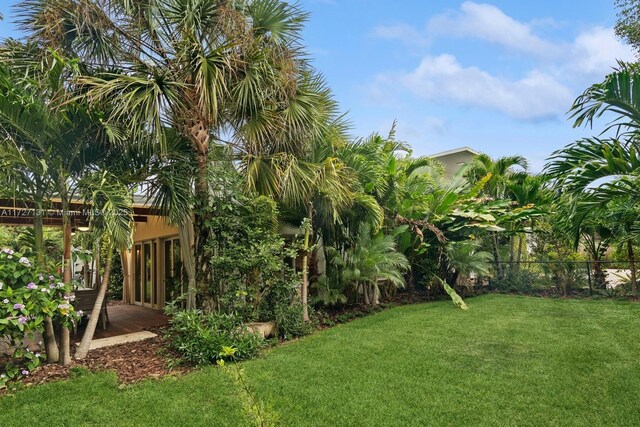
[485,261,638,297]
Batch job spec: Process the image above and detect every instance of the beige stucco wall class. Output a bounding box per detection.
[132,215,179,242]
[122,215,179,307]
[433,151,477,179]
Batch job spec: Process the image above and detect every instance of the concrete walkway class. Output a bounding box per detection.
[83,330,158,350]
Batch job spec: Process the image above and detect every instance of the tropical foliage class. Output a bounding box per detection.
[0,0,639,386]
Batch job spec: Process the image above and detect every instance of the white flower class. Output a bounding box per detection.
[18,257,32,267]
[2,299,8,304]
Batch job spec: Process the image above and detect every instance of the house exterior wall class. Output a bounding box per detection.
[122,215,179,308]
[433,151,477,179]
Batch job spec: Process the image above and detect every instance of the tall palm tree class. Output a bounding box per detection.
[467,153,529,275]
[18,0,323,300]
[545,62,640,294]
[241,111,374,320]
[75,170,133,359]
[467,153,528,199]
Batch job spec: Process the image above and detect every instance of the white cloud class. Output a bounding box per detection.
[570,27,635,76]
[371,23,429,47]
[366,2,638,122]
[375,54,573,120]
[427,2,559,57]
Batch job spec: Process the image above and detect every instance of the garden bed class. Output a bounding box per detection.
[5,328,189,392]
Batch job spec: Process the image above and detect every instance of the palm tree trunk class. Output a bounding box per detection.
[43,318,59,363]
[119,248,129,302]
[363,282,370,305]
[34,198,60,362]
[94,238,101,289]
[59,199,72,366]
[193,148,213,308]
[34,199,45,269]
[516,234,524,272]
[628,240,637,295]
[76,244,113,359]
[509,234,515,269]
[179,218,197,309]
[301,204,313,322]
[492,232,503,277]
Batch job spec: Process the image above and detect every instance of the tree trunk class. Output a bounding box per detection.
[34,200,45,269]
[301,204,313,322]
[509,234,515,269]
[179,218,196,309]
[628,240,637,295]
[362,282,370,305]
[59,206,72,366]
[59,173,72,366]
[43,318,59,363]
[119,249,129,302]
[193,150,212,307]
[516,234,524,272]
[492,232,503,277]
[372,283,380,306]
[76,246,113,359]
[34,198,60,362]
[93,239,101,290]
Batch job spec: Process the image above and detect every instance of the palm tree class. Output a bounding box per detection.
[241,110,372,320]
[467,154,528,276]
[507,175,551,268]
[75,171,133,359]
[467,154,528,199]
[0,45,135,363]
[545,62,640,294]
[18,0,323,301]
[443,240,493,288]
[339,224,409,306]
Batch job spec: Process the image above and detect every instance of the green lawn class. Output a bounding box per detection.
[2,295,640,426]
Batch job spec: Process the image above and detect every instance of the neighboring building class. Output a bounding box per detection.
[429,146,479,179]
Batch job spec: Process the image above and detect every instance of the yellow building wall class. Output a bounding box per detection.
[122,215,179,307]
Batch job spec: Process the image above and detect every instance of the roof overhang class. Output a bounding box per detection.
[0,198,152,227]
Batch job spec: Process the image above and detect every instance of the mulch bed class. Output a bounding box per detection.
[15,327,190,390]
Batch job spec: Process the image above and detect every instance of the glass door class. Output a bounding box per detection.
[163,238,183,304]
[134,241,158,308]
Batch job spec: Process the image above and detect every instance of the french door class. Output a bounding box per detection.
[133,241,160,308]
[163,238,183,303]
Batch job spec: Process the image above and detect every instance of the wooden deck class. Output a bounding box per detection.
[73,304,169,341]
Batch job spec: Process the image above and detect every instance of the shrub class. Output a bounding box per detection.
[274,302,313,340]
[489,269,544,294]
[165,309,264,365]
[0,249,79,387]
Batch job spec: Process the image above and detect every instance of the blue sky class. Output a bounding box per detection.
[0,1,634,171]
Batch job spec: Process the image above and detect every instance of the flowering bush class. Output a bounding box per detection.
[0,249,80,388]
